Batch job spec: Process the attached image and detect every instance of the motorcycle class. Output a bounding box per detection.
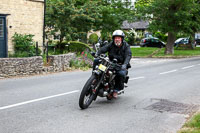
[79,53,129,109]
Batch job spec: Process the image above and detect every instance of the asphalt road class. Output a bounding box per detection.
[0,57,200,133]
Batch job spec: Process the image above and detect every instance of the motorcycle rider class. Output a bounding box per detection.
[93,30,132,98]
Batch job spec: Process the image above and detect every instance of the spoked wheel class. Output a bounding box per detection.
[79,74,98,109]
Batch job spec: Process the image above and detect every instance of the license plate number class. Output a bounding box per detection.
[98,64,107,71]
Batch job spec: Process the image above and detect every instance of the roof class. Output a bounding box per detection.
[121,20,149,30]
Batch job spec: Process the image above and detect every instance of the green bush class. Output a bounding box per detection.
[76,51,93,60]
[11,33,41,57]
[47,40,68,55]
[88,33,98,44]
[153,31,167,42]
[125,31,135,45]
[46,41,92,55]
[176,32,190,39]
[66,41,92,54]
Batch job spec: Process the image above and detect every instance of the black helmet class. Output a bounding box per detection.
[112,30,125,40]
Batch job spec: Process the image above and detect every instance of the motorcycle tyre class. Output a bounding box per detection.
[79,74,97,109]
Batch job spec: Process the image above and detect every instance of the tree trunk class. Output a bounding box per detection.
[192,33,196,48]
[165,32,176,55]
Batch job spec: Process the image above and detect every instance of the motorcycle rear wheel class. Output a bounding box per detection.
[79,74,98,109]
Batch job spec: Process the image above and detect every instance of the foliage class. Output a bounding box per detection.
[88,33,98,44]
[46,0,136,43]
[135,0,200,55]
[46,0,75,42]
[153,31,167,42]
[46,0,101,43]
[43,40,92,55]
[72,1,102,43]
[67,41,92,54]
[95,0,135,40]
[46,40,92,55]
[69,51,93,70]
[124,30,136,45]
[135,0,153,8]
[48,47,69,55]
[78,51,94,61]
[135,0,153,19]
[70,59,90,70]
[11,33,41,57]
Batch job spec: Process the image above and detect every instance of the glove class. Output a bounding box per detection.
[121,64,127,70]
[94,53,98,58]
[90,52,98,58]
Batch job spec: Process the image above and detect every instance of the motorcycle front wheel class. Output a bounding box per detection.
[79,74,98,109]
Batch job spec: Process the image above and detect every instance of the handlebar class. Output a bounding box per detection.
[90,52,122,69]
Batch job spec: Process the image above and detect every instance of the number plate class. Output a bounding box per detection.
[98,64,107,72]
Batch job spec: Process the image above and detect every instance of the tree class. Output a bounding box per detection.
[134,0,153,19]
[46,0,136,44]
[93,0,135,41]
[46,0,76,43]
[72,0,102,43]
[46,0,101,43]
[185,0,200,43]
[136,0,200,54]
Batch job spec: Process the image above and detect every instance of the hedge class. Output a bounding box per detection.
[65,41,92,53]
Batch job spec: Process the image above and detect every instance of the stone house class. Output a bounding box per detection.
[0,0,44,58]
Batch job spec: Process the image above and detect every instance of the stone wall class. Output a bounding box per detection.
[0,0,44,53]
[0,53,76,78]
[0,56,43,77]
[47,53,76,72]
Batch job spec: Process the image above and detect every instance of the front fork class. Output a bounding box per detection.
[91,71,105,101]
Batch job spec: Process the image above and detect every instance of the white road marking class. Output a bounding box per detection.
[0,90,79,110]
[159,70,177,75]
[129,77,145,80]
[181,65,195,69]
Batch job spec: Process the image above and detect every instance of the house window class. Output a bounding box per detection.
[0,19,4,37]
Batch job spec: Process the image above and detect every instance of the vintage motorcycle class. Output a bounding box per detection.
[79,53,129,109]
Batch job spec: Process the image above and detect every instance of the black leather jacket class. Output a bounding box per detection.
[97,41,132,66]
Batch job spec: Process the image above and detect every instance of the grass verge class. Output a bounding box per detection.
[131,47,200,58]
[178,112,200,133]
